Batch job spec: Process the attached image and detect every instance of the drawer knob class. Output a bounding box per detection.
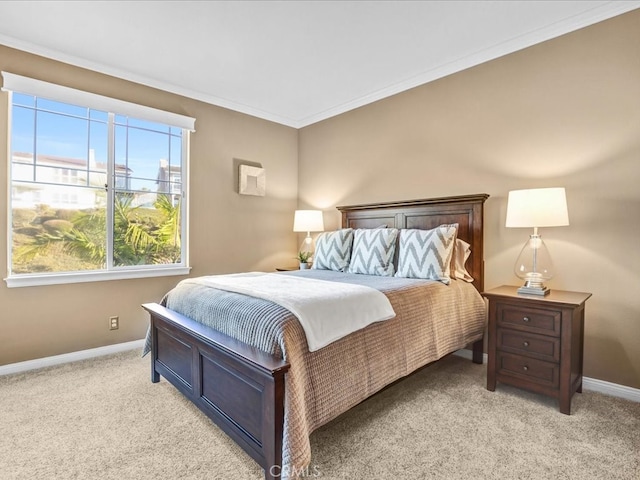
[523,341,530,347]
[523,365,529,371]
[523,316,530,322]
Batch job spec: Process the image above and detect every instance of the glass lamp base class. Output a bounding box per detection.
[517,284,551,296]
[513,232,554,297]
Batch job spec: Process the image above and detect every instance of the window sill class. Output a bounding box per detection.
[4,266,191,288]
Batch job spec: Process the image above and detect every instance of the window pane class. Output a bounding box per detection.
[89,170,108,191]
[36,98,88,118]
[170,177,181,195]
[115,176,160,194]
[89,120,108,163]
[11,105,35,156]
[89,109,108,122]
[112,192,182,267]
[13,93,35,107]
[114,124,128,169]
[170,134,182,170]
[34,165,90,187]
[125,127,170,183]
[127,117,170,134]
[35,110,88,160]
[11,158,34,182]
[11,184,106,274]
[88,119,108,188]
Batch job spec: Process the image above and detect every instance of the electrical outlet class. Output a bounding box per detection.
[109,316,119,330]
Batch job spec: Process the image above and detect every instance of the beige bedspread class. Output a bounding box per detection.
[158,270,486,477]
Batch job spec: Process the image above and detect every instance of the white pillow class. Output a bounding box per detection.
[395,225,458,284]
[454,238,474,282]
[312,229,354,272]
[348,228,399,276]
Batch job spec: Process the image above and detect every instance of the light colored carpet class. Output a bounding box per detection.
[1,349,638,479]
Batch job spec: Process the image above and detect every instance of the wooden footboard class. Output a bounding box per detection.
[142,303,290,480]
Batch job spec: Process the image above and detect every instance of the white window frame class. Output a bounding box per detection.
[2,72,195,288]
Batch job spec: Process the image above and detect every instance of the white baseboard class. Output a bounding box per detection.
[582,376,640,403]
[453,348,640,403]
[0,339,145,376]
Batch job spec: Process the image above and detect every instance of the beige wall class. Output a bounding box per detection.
[0,46,299,365]
[298,11,640,389]
[2,11,639,390]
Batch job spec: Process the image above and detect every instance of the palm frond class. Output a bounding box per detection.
[62,229,106,264]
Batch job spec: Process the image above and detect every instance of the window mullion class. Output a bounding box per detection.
[181,129,189,267]
[32,103,37,182]
[106,113,115,270]
[6,91,14,277]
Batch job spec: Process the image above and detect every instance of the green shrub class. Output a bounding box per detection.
[43,219,74,235]
[55,209,76,221]
[14,226,42,236]
[12,209,36,228]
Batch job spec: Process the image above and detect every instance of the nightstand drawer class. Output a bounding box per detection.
[497,328,561,363]
[497,352,559,388]
[497,305,561,336]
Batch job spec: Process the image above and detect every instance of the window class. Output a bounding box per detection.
[2,73,195,287]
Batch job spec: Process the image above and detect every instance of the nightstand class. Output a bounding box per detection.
[483,285,591,414]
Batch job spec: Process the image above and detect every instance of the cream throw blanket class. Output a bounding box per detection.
[182,272,396,352]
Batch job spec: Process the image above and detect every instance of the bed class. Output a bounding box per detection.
[142,193,489,479]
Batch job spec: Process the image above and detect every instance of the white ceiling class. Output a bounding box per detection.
[0,1,638,128]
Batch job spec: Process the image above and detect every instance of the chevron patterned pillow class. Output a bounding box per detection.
[395,225,458,284]
[312,228,354,272]
[348,228,399,276]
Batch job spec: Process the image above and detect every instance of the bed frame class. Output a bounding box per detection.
[142,193,488,479]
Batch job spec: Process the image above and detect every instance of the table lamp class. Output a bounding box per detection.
[505,187,569,296]
[293,210,324,258]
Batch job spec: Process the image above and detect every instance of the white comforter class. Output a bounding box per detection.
[181,272,396,351]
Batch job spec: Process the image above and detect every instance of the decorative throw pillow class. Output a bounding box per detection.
[348,228,399,276]
[395,224,458,284]
[312,228,354,272]
[454,238,474,282]
[449,226,459,279]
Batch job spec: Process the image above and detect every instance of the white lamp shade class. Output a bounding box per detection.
[505,188,569,228]
[293,210,324,233]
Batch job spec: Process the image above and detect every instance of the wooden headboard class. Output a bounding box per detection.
[337,194,489,293]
